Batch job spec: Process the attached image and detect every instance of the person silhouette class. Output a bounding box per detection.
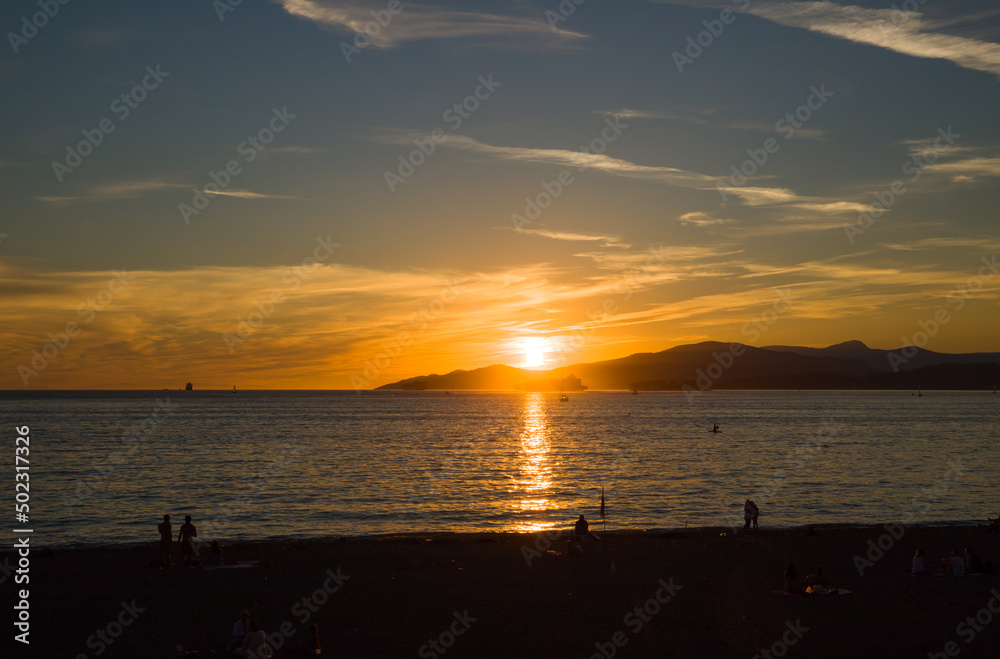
[575,514,589,538]
[744,499,759,530]
[911,548,928,575]
[178,515,198,566]
[157,514,173,567]
[229,610,251,652]
[208,540,225,566]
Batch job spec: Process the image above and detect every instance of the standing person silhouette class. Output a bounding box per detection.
[157,514,173,567]
[575,514,589,540]
[178,515,198,566]
[744,499,759,530]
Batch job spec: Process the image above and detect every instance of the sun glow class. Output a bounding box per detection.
[522,337,548,368]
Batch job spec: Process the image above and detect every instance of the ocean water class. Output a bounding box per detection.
[2,390,998,548]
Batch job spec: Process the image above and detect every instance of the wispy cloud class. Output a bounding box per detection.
[278,0,587,49]
[506,227,631,249]
[443,135,718,187]
[598,108,827,139]
[36,181,295,205]
[678,211,736,227]
[36,180,188,206]
[929,156,1000,183]
[882,237,1000,252]
[719,186,874,215]
[735,1,1000,79]
[204,189,296,200]
[442,133,870,222]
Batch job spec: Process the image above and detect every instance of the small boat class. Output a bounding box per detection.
[233,385,237,393]
[559,394,569,402]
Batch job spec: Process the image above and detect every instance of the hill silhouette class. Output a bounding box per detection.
[376,341,1000,391]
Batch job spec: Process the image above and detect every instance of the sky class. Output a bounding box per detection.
[2,0,999,389]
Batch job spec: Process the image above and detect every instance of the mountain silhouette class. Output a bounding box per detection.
[376,341,1000,391]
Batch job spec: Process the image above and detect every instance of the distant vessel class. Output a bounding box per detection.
[233,385,237,393]
[559,394,569,402]
[630,383,638,395]
[185,382,193,391]
[516,374,588,393]
[993,384,997,394]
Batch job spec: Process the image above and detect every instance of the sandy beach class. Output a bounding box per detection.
[12,524,1000,658]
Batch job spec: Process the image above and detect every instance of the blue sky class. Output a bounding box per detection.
[3,0,999,388]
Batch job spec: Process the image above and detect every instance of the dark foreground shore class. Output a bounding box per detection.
[11,524,1000,658]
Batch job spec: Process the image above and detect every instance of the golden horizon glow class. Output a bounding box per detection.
[2,256,999,389]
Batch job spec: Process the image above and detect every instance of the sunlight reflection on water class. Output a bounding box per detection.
[7,390,998,546]
[512,393,556,531]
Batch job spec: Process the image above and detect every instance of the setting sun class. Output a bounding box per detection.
[523,338,548,368]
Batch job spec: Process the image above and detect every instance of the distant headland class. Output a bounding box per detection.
[376,340,1000,391]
